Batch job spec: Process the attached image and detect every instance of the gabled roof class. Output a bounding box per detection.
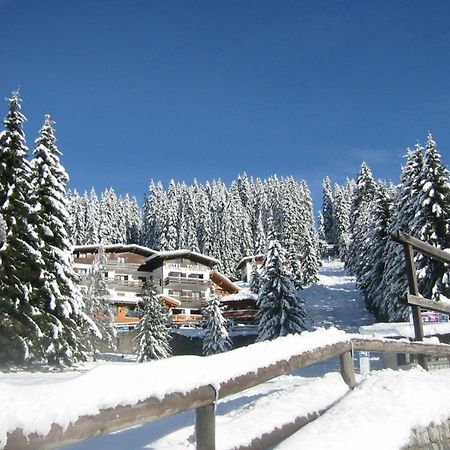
[210,270,240,294]
[73,244,158,258]
[144,250,220,270]
[236,254,265,270]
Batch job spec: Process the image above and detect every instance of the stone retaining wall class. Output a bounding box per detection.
[403,420,450,449]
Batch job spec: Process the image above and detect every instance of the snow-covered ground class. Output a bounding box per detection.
[303,259,375,333]
[6,259,446,450]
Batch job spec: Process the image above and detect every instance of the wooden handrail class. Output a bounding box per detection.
[391,231,450,265]
[5,336,450,450]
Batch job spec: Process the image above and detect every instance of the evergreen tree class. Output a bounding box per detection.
[357,182,395,312]
[322,176,335,243]
[31,115,90,365]
[85,188,100,244]
[346,163,376,274]
[84,245,116,357]
[379,146,424,320]
[135,281,172,361]
[0,92,48,365]
[249,259,261,294]
[202,290,232,356]
[411,134,450,301]
[257,239,308,341]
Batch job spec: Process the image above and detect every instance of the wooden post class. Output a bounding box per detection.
[403,243,427,369]
[195,403,215,450]
[339,350,356,389]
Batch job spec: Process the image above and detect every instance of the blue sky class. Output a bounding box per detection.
[2,0,450,209]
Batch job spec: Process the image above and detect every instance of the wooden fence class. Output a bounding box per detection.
[5,337,450,450]
[391,231,450,368]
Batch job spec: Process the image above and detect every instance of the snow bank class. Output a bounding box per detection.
[0,327,349,447]
[276,367,450,450]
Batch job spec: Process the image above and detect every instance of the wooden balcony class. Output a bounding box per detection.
[165,276,211,286]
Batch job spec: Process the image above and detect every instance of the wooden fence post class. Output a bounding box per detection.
[403,243,427,370]
[339,350,356,389]
[195,402,216,450]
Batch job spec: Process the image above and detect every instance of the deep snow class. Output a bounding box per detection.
[8,259,444,450]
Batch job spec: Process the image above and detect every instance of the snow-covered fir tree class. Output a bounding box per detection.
[135,281,171,361]
[346,163,376,275]
[85,188,100,244]
[202,289,232,356]
[379,145,425,321]
[332,181,353,257]
[411,134,450,301]
[249,259,261,294]
[257,238,308,341]
[31,115,90,365]
[0,92,48,365]
[322,176,335,244]
[84,245,116,356]
[357,182,395,313]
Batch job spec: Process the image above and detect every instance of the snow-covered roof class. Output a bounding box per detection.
[236,254,264,270]
[221,292,258,302]
[158,294,182,307]
[210,270,240,294]
[144,250,220,270]
[73,244,158,258]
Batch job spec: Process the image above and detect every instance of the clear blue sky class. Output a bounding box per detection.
[2,0,450,209]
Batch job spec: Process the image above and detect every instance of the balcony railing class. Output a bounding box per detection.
[107,279,144,289]
[165,276,211,286]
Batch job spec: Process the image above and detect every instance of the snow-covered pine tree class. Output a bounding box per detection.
[0,92,49,365]
[379,145,424,321]
[135,281,172,361]
[357,182,395,312]
[322,176,335,244]
[317,211,326,242]
[298,181,320,286]
[346,163,376,275]
[411,134,450,302]
[84,245,116,357]
[124,194,142,244]
[202,289,232,356]
[257,238,308,341]
[332,181,352,257]
[159,180,179,251]
[249,258,261,294]
[99,187,121,244]
[31,115,90,365]
[85,188,100,244]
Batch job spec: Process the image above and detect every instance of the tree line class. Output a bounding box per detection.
[69,174,321,286]
[320,134,450,322]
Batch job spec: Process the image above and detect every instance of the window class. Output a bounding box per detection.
[188,273,204,279]
[169,271,185,278]
[117,257,126,264]
[192,291,201,299]
[125,305,140,318]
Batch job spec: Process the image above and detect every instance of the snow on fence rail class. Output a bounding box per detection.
[3,328,450,450]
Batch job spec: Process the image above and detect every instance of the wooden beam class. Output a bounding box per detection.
[403,243,424,343]
[406,294,450,315]
[352,338,450,356]
[391,231,450,265]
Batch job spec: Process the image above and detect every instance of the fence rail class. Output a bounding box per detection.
[5,337,450,450]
